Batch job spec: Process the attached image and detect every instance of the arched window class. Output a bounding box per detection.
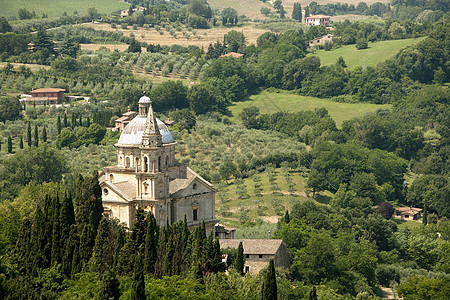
[158,157,161,171]
[126,157,130,168]
[144,157,148,172]
[109,174,114,182]
[165,156,169,167]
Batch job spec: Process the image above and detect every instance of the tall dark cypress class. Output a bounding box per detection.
[62,224,78,277]
[15,218,33,274]
[19,136,23,149]
[235,241,245,275]
[79,224,95,271]
[75,172,103,234]
[71,113,76,128]
[0,138,2,152]
[131,253,145,300]
[51,194,61,266]
[34,125,39,147]
[144,213,158,275]
[113,225,126,271]
[162,235,174,276]
[261,259,277,300]
[100,269,120,300]
[79,115,82,127]
[42,126,47,143]
[91,218,111,274]
[7,136,12,153]
[87,116,91,127]
[63,113,68,128]
[131,208,147,252]
[27,122,32,147]
[57,115,62,134]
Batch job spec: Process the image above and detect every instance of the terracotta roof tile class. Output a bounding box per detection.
[31,88,66,93]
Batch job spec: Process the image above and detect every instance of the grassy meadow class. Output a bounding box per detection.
[1,0,128,19]
[229,91,391,127]
[310,37,425,69]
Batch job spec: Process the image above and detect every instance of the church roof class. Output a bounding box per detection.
[117,115,174,145]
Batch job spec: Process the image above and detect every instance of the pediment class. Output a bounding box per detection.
[100,181,132,203]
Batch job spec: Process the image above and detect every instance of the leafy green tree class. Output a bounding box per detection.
[224,30,246,53]
[87,7,99,20]
[377,202,394,219]
[151,80,188,111]
[18,8,33,20]
[131,253,145,300]
[239,106,260,129]
[0,96,21,122]
[59,35,80,58]
[188,83,227,115]
[169,109,196,132]
[261,259,277,300]
[56,128,76,149]
[128,39,142,53]
[0,17,12,33]
[397,276,450,299]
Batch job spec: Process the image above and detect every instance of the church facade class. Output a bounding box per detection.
[99,95,217,233]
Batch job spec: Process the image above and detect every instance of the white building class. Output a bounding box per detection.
[305,15,331,26]
[100,95,217,233]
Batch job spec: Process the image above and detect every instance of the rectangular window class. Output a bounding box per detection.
[245,254,249,259]
[259,254,263,258]
[193,209,198,221]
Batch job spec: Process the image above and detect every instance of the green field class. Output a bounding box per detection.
[1,0,128,19]
[309,37,425,69]
[229,91,391,127]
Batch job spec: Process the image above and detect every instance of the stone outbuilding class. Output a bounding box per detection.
[394,207,423,221]
[219,239,291,275]
[100,95,218,233]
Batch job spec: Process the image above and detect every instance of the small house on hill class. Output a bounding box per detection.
[23,88,66,106]
[309,34,334,49]
[215,224,236,239]
[219,239,290,274]
[114,111,138,132]
[306,15,331,26]
[394,207,423,220]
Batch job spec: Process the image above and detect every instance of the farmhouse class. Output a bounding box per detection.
[219,239,290,274]
[394,207,423,220]
[22,88,66,106]
[100,95,218,233]
[309,34,334,49]
[215,224,236,239]
[120,6,145,17]
[306,15,331,26]
[114,110,138,132]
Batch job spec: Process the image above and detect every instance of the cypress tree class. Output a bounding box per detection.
[91,218,111,274]
[19,136,23,149]
[131,208,147,252]
[261,259,277,300]
[42,126,47,143]
[131,253,145,300]
[62,224,78,277]
[7,136,12,153]
[162,234,174,276]
[100,269,120,300]
[27,122,32,147]
[309,286,317,300]
[0,138,2,152]
[57,115,62,133]
[34,125,39,147]
[71,113,76,128]
[113,225,126,271]
[75,172,103,233]
[144,212,158,275]
[15,218,33,274]
[79,224,95,271]
[71,240,81,276]
[51,194,61,266]
[423,200,428,225]
[87,116,91,127]
[63,113,68,128]
[79,115,82,127]
[235,241,245,275]
[284,210,290,224]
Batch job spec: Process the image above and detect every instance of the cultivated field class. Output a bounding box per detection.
[229,91,391,127]
[309,37,425,69]
[0,62,50,72]
[84,23,269,48]
[0,0,127,19]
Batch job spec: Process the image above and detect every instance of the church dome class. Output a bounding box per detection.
[138,95,151,104]
[117,116,174,145]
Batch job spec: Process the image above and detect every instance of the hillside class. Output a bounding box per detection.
[309,37,425,69]
[229,91,390,127]
[0,0,127,19]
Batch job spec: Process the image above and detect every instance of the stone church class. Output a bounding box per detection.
[99,95,217,233]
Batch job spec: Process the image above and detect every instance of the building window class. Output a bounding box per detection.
[193,209,198,221]
[166,156,169,167]
[245,254,249,259]
[193,183,197,190]
[144,157,148,172]
[158,157,161,171]
[109,174,114,182]
[259,254,263,258]
[245,266,250,273]
[126,157,130,168]
[103,188,109,195]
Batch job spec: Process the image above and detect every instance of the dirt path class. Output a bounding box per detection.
[380,287,396,299]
